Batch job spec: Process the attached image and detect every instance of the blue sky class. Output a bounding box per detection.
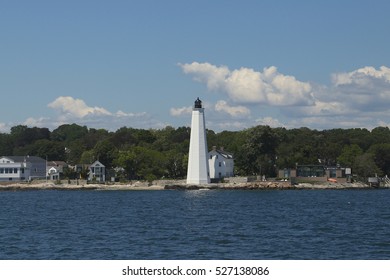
[1,0,390,132]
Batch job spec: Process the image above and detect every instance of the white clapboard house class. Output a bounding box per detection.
[208,147,234,180]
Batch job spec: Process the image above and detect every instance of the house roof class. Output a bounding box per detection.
[89,160,105,167]
[1,156,46,163]
[209,149,233,159]
[47,161,68,167]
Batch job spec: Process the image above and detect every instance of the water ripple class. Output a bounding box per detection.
[0,189,389,259]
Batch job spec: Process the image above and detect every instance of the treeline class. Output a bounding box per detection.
[1,124,390,180]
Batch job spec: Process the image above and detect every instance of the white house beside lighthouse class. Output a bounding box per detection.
[186,98,210,184]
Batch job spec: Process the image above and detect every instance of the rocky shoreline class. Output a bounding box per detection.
[0,181,165,191]
[0,180,386,191]
[164,181,375,190]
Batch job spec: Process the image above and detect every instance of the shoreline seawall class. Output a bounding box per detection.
[164,181,374,190]
[0,180,385,191]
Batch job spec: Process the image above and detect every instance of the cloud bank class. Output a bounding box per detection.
[179,62,314,106]
[2,64,389,133]
[46,96,166,130]
[176,62,390,130]
[7,96,164,132]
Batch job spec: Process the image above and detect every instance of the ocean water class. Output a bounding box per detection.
[0,189,389,260]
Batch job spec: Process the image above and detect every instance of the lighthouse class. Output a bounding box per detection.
[186,98,210,184]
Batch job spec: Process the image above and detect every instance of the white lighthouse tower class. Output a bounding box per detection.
[186,98,210,184]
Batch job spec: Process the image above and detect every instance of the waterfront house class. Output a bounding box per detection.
[88,160,106,182]
[208,146,234,181]
[278,164,350,183]
[47,161,68,180]
[0,156,46,181]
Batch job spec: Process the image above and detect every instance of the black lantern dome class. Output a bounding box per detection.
[194,97,202,108]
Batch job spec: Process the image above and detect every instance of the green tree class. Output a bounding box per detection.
[80,150,95,164]
[10,125,50,148]
[371,127,390,145]
[0,133,13,155]
[64,140,86,165]
[93,140,118,168]
[279,128,320,166]
[209,130,243,157]
[114,147,166,181]
[337,144,363,167]
[353,153,382,179]
[51,123,88,143]
[151,126,177,152]
[367,143,390,175]
[110,127,137,149]
[236,126,279,176]
[81,128,111,150]
[165,150,186,179]
[13,139,65,160]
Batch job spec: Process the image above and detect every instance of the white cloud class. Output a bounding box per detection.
[332,66,390,86]
[178,63,390,130]
[23,117,54,128]
[48,96,111,118]
[255,117,285,128]
[47,96,148,121]
[179,62,230,91]
[264,66,313,106]
[179,62,314,106]
[211,120,249,131]
[115,110,147,118]
[7,64,390,133]
[285,100,357,118]
[214,100,250,117]
[42,96,163,131]
[225,67,267,103]
[170,106,192,117]
[287,114,376,130]
[0,122,9,133]
[330,66,390,110]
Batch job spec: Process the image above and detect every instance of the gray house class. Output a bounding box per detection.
[0,156,46,181]
[47,161,68,180]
